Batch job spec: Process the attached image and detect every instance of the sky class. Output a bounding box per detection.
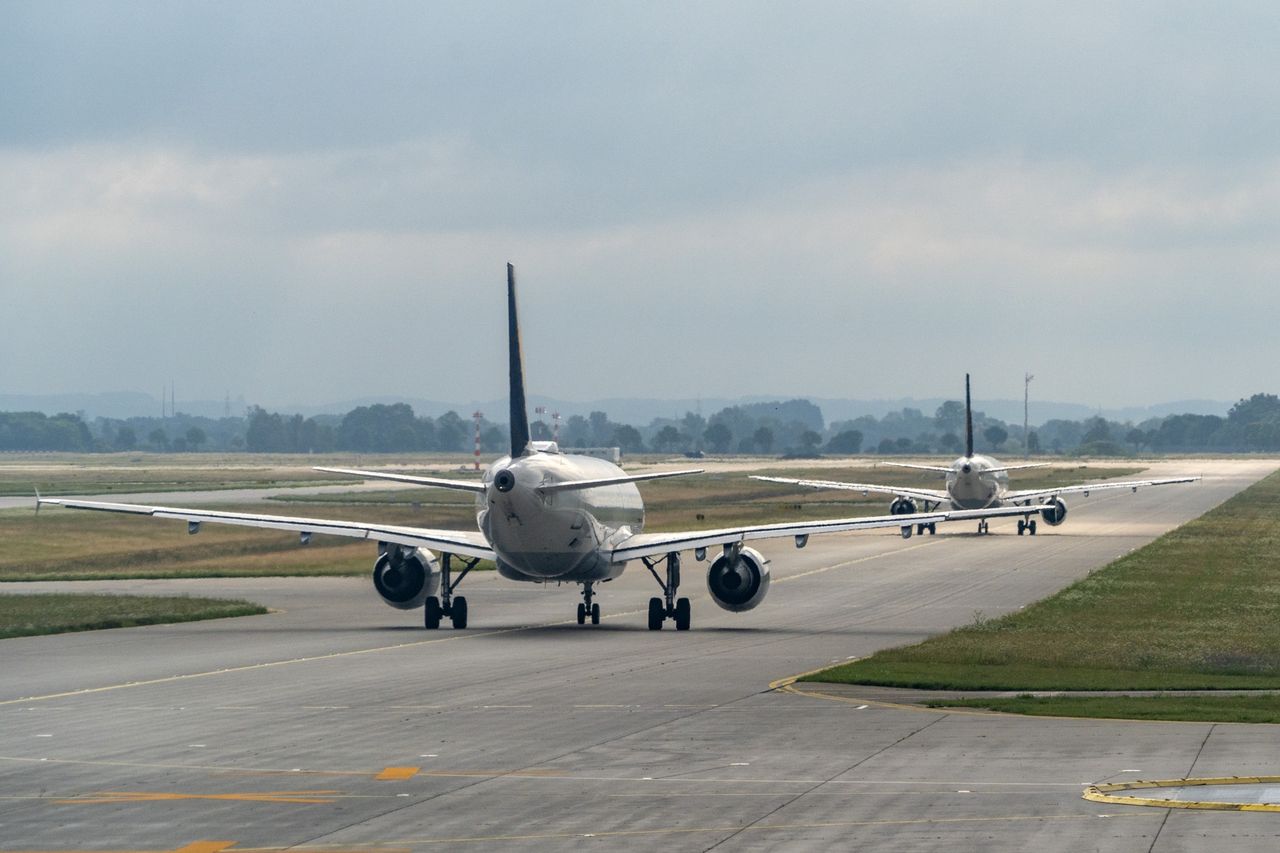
[3,1,1278,411]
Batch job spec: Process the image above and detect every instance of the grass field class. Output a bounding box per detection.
[805,469,1280,720]
[0,593,268,639]
[1,458,1145,581]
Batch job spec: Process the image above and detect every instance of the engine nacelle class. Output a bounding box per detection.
[890,497,917,515]
[1040,497,1068,526]
[372,546,440,610]
[706,546,771,612]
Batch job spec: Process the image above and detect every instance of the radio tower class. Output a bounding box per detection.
[472,411,484,471]
[552,411,561,443]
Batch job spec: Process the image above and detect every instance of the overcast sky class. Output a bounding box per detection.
[3,1,1277,410]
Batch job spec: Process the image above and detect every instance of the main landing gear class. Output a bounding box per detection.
[1017,517,1038,536]
[424,553,480,630]
[915,522,938,536]
[977,519,990,535]
[642,551,691,631]
[577,582,601,625]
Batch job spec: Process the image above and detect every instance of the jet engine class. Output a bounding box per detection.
[1040,497,1068,526]
[889,497,917,516]
[372,546,441,610]
[706,546,771,612]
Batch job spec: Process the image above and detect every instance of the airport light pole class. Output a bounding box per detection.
[472,410,484,471]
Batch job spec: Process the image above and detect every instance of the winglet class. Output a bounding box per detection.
[964,373,974,458]
[33,485,40,514]
[508,263,531,458]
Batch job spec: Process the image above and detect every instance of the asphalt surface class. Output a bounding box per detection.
[1,459,1277,852]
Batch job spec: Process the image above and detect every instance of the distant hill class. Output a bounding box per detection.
[0,390,1234,427]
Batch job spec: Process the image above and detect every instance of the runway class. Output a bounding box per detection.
[2,459,1277,852]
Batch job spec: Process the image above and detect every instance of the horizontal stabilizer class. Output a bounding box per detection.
[315,467,487,493]
[984,463,1052,474]
[538,469,704,494]
[881,462,954,474]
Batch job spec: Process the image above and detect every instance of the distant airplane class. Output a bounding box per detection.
[41,269,1038,631]
[754,375,1198,536]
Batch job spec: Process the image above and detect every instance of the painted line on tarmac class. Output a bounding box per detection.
[0,618,577,708]
[229,812,1147,848]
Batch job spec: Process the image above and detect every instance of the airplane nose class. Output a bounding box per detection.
[494,469,516,493]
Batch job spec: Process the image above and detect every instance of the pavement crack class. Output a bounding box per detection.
[697,714,949,852]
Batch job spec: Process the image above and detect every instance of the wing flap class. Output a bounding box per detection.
[538,469,704,494]
[314,467,487,494]
[751,475,947,504]
[39,498,495,560]
[1005,476,1200,503]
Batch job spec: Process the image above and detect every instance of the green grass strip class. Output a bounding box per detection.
[0,593,268,639]
[806,468,1280,691]
[929,694,1280,724]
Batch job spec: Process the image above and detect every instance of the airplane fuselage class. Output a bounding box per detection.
[945,454,1009,510]
[477,447,643,583]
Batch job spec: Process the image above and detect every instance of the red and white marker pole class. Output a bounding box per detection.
[472,410,483,470]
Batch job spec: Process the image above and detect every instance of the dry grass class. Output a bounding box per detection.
[0,593,267,638]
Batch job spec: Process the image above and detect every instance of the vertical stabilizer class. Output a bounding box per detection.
[507,264,531,457]
[964,373,974,458]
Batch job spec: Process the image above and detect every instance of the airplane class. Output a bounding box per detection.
[40,268,1043,631]
[754,375,1199,537]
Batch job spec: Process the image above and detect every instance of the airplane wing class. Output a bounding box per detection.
[985,463,1052,474]
[1004,475,1200,504]
[314,467,487,493]
[609,504,1041,562]
[880,462,954,474]
[751,475,948,505]
[37,498,495,560]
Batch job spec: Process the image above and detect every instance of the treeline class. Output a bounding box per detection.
[7,393,1280,456]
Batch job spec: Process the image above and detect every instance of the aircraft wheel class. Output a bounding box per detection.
[1029,519,1038,535]
[674,597,691,631]
[591,603,600,625]
[577,602,586,625]
[424,596,442,630]
[928,523,937,535]
[648,597,664,631]
[1017,519,1026,535]
[451,596,468,629]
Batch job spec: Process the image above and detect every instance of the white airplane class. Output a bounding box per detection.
[40,269,1040,631]
[755,375,1199,537]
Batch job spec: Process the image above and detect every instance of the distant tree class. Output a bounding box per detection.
[895,436,912,453]
[588,411,612,446]
[939,432,961,454]
[1126,428,1146,452]
[877,437,897,454]
[652,425,682,452]
[185,426,207,451]
[147,428,169,451]
[435,411,468,451]
[799,430,822,453]
[752,426,774,454]
[115,425,137,451]
[935,400,966,435]
[1026,430,1040,454]
[1081,417,1111,444]
[481,426,504,452]
[703,422,733,454]
[983,424,1008,450]
[531,420,553,441]
[824,429,863,455]
[612,424,645,454]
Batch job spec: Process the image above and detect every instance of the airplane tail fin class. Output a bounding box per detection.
[964,373,974,458]
[507,263,532,458]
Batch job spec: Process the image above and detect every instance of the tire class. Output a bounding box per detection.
[675,597,691,631]
[1029,519,1038,536]
[577,602,586,625]
[648,597,664,631]
[590,603,600,625]
[1017,519,1026,535]
[451,596,468,629]
[424,596,442,630]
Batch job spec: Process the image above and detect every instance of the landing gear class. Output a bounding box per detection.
[577,582,603,626]
[423,553,478,630]
[642,551,691,631]
[977,519,990,535]
[916,522,937,536]
[1016,518,1039,536]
